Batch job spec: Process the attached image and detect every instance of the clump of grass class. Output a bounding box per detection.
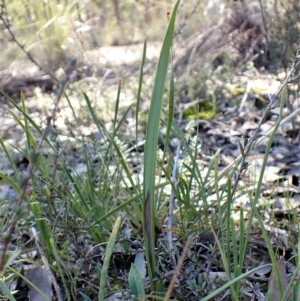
[1,0,300,300]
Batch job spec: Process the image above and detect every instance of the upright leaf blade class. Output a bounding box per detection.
[143,0,180,290]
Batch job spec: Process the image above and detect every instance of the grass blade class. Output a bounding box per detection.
[136,40,147,141]
[143,0,180,290]
[98,215,122,301]
[0,280,17,301]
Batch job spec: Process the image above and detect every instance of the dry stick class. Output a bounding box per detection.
[0,62,75,271]
[167,108,184,264]
[31,227,63,301]
[173,0,201,39]
[206,50,300,193]
[164,236,193,301]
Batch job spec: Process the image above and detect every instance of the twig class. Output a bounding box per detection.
[173,0,201,40]
[164,236,192,301]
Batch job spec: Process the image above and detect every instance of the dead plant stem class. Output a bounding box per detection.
[0,64,74,270]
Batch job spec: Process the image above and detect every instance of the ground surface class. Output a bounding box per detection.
[1,31,300,300]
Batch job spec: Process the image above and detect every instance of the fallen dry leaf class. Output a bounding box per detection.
[267,257,292,301]
[26,268,53,301]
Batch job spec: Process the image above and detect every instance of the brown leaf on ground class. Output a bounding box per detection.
[267,257,292,301]
[26,268,53,301]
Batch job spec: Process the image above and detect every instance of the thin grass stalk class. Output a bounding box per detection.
[237,207,246,279]
[78,117,136,225]
[49,237,71,300]
[231,218,239,294]
[30,199,52,261]
[63,166,91,211]
[136,41,147,142]
[214,155,220,200]
[83,93,138,193]
[166,46,177,259]
[212,226,242,301]
[280,262,300,301]
[0,92,45,143]
[113,81,121,133]
[163,60,175,161]
[225,177,239,300]
[89,181,169,226]
[0,171,20,195]
[249,86,287,298]
[21,94,33,150]
[62,165,106,242]
[167,142,180,262]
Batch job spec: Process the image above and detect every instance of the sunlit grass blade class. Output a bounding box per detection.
[30,199,53,262]
[98,215,122,301]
